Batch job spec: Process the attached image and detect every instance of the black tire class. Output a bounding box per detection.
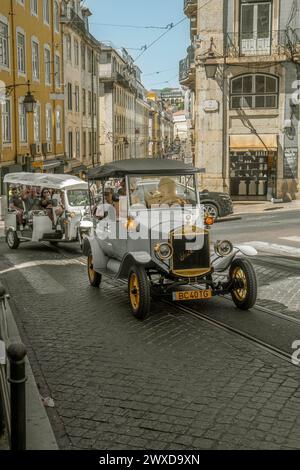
[87,254,102,288]
[229,258,257,311]
[6,229,20,250]
[204,203,219,219]
[128,265,151,320]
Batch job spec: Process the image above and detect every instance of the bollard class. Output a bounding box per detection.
[7,343,27,450]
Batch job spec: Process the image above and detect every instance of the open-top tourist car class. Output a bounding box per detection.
[84,159,258,319]
[3,172,93,249]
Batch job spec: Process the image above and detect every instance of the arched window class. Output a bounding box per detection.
[230,74,278,109]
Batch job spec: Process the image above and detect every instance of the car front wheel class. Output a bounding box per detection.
[128,265,150,320]
[229,258,257,310]
[7,229,20,250]
[204,203,219,219]
[87,254,102,288]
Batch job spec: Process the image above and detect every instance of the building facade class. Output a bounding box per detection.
[0,0,65,193]
[147,90,174,158]
[99,46,149,164]
[61,0,100,176]
[180,0,300,200]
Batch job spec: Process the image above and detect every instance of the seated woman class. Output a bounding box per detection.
[41,188,54,223]
[9,187,25,227]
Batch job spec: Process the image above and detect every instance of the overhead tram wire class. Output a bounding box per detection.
[133,0,215,63]
[89,22,173,30]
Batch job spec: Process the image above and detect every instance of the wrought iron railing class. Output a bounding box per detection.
[225,29,300,58]
[179,45,195,83]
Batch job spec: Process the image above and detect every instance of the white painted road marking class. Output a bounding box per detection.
[0,258,84,275]
[280,236,300,244]
[246,241,300,257]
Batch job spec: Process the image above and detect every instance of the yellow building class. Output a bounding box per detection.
[0,0,65,193]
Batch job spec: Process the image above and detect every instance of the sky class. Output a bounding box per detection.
[84,0,190,90]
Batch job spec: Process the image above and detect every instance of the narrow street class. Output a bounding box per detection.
[1,211,300,450]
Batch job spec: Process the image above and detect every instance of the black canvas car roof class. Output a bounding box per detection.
[88,159,205,180]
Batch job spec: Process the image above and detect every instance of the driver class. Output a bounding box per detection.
[149,177,186,206]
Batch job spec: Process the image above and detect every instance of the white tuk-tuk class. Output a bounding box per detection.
[3,172,93,249]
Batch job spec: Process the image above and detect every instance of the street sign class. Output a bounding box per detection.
[32,161,44,169]
[202,100,219,112]
[283,148,298,179]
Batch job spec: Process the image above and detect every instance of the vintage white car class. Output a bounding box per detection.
[3,172,93,249]
[83,159,258,320]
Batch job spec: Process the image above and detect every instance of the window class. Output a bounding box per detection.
[75,85,80,112]
[17,31,26,74]
[54,1,59,32]
[44,46,51,85]
[82,88,86,115]
[19,100,27,143]
[56,108,62,142]
[43,0,50,25]
[76,131,80,158]
[93,93,96,116]
[82,131,86,157]
[230,74,278,109]
[46,105,52,142]
[67,83,72,110]
[31,0,38,16]
[240,1,272,55]
[32,40,39,80]
[88,132,92,156]
[81,44,86,70]
[68,131,73,159]
[55,54,61,88]
[87,49,92,73]
[33,103,40,142]
[0,21,9,67]
[2,99,11,143]
[88,91,92,115]
[66,34,71,61]
[74,39,79,66]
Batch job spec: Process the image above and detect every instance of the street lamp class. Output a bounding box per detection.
[204,58,219,79]
[5,80,36,113]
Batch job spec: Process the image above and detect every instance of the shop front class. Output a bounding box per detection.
[229,134,278,201]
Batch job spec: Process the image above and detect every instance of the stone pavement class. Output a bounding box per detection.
[0,221,4,238]
[1,246,300,450]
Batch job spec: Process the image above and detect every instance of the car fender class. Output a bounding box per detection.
[117,252,152,279]
[212,245,257,272]
[82,236,108,271]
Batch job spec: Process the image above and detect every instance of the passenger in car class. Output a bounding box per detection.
[9,187,24,227]
[41,188,54,223]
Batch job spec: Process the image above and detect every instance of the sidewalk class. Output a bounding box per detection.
[233,199,300,215]
[1,286,58,450]
[0,220,4,238]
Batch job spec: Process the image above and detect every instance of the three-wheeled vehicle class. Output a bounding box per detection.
[83,159,258,319]
[3,172,93,249]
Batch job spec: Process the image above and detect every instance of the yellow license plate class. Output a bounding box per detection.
[173,290,212,301]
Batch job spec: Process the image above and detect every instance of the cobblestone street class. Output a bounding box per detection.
[1,242,300,450]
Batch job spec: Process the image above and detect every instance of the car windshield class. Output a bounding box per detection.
[67,189,89,207]
[129,175,198,208]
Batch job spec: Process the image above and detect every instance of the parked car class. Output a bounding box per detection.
[200,190,234,219]
[83,159,258,320]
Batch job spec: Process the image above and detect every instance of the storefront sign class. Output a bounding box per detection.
[283,148,298,179]
[202,100,219,112]
[32,161,44,170]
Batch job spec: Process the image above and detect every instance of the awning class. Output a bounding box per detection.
[71,165,87,175]
[229,134,278,151]
[42,159,63,170]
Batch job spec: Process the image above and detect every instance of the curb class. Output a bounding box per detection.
[216,216,242,223]
[2,293,58,450]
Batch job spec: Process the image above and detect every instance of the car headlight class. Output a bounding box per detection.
[154,243,173,261]
[214,240,233,257]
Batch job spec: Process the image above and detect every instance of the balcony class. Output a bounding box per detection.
[184,0,197,18]
[225,29,300,62]
[179,45,195,88]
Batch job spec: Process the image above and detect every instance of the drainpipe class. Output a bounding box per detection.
[10,0,18,165]
[91,49,95,167]
[222,0,228,192]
